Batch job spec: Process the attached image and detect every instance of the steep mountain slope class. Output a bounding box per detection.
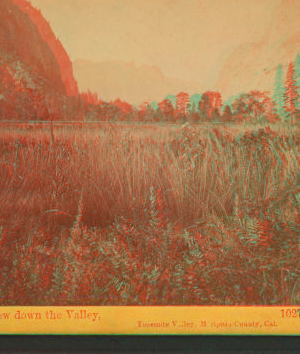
[0,0,70,120]
[11,0,78,96]
[0,0,65,94]
[73,60,201,105]
[213,0,300,99]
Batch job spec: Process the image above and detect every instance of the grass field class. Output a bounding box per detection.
[0,122,300,305]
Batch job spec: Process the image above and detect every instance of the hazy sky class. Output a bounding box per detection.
[29,0,276,83]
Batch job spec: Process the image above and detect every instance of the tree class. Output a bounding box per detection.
[113,98,133,121]
[207,91,222,118]
[212,107,220,122]
[138,102,156,122]
[232,94,247,122]
[97,102,120,122]
[189,93,202,110]
[284,61,299,124]
[198,91,222,121]
[222,105,233,122]
[164,94,176,108]
[188,102,200,123]
[198,93,210,120]
[294,53,300,109]
[272,64,285,119]
[176,92,190,116]
[232,91,275,123]
[158,99,174,122]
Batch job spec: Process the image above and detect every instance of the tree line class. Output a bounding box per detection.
[273,53,300,124]
[78,52,300,125]
[2,54,300,124]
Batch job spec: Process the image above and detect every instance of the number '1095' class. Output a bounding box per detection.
[280,309,300,318]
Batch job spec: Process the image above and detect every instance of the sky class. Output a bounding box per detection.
[29,0,277,84]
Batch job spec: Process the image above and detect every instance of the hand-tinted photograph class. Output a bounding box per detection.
[0,0,299,315]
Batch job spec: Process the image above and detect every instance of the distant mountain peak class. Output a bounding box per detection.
[73,59,201,105]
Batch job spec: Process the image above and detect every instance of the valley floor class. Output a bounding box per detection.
[0,122,299,305]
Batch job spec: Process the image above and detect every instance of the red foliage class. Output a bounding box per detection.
[158,99,174,120]
[284,62,299,123]
[199,91,222,120]
[257,218,275,250]
[206,91,222,118]
[233,91,276,122]
[113,98,133,120]
[80,90,100,106]
[176,92,190,115]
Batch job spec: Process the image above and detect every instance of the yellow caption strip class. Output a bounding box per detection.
[0,306,299,335]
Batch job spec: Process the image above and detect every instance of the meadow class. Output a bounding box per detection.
[0,122,299,305]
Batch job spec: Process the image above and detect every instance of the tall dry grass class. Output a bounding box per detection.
[0,122,299,304]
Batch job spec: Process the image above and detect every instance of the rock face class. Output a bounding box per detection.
[0,0,78,120]
[213,0,300,99]
[73,59,201,105]
[11,0,78,96]
[0,0,65,94]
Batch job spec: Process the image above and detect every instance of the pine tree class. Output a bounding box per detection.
[176,92,190,123]
[198,93,210,120]
[272,64,285,119]
[284,62,299,124]
[222,105,233,122]
[294,53,300,109]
